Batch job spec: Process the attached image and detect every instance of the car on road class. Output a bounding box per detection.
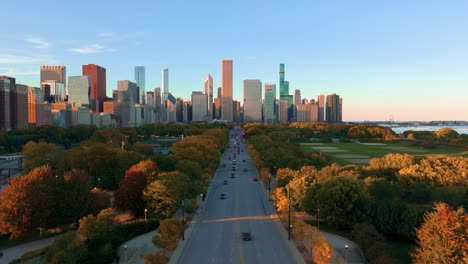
[242,168,248,172]
[242,159,246,162]
[223,180,228,185]
[232,167,236,171]
[242,232,252,241]
[220,193,226,199]
[252,177,258,181]
[230,173,235,178]
[222,163,226,167]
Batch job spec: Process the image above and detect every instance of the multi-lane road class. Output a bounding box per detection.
[176,128,305,264]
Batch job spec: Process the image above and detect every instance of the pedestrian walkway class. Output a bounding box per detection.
[0,235,57,264]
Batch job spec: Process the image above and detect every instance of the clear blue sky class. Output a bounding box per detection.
[1,0,467,121]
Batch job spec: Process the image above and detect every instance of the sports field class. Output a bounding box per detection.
[300,141,468,165]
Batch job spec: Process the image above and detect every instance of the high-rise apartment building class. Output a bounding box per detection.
[162,68,169,123]
[233,100,241,123]
[68,76,90,107]
[135,66,145,104]
[40,65,66,95]
[326,93,342,123]
[154,87,163,124]
[279,63,286,97]
[264,83,276,123]
[279,64,292,122]
[82,64,106,113]
[243,79,262,122]
[221,59,233,121]
[204,74,213,118]
[214,98,221,119]
[318,94,325,122]
[28,87,42,127]
[191,91,208,122]
[297,101,319,122]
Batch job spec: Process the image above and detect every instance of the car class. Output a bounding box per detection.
[242,159,246,163]
[242,232,252,241]
[252,177,258,181]
[223,180,228,185]
[220,193,226,199]
[242,168,248,172]
[232,167,236,171]
[230,173,235,178]
[222,163,226,167]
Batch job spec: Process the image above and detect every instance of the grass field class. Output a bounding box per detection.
[300,141,468,165]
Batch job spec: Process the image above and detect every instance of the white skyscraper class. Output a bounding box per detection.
[204,74,213,118]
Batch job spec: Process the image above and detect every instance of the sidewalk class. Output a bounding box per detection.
[0,235,58,264]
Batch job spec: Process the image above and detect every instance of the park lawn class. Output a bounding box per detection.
[301,141,468,165]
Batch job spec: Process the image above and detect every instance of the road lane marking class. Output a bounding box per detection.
[235,190,245,264]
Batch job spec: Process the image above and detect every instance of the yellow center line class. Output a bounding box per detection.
[236,189,245,264]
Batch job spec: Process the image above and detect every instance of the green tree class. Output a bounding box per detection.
[22,140,59,172]
[88,188,111,215]
[78,208,117,241]
[412,203,468,263]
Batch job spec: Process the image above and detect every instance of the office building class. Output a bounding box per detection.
[204,74,213,118]
[68,76,90,108]
[318,94,325,122]
[326,93,342,123]
[118,80,139,104]
[214,98,221,119]
[82,64,106,113]
[243,79,262,122]
[28,87,43,127]
[40,65,66,95]
[41,81,65,103]
[154,87,163,124]
[135,66,145,104]
[166,93,177,123]
[264,84,276,123]
[233,100,241,123]
[297,101,319,122]
[0,76,13,130]
[11,84,28,129]
[191,91,208,122]
[294,89,301,106]
[221,59,233,121]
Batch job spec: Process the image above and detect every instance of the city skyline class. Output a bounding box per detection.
[1,1,468,121]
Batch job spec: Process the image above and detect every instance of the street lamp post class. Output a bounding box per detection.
[317,208,320,230]
[124,244,127,264]
[144,208,147,220]
[268,173,271,200]
[288,185,291,240]
[181,200,185,240]
[345,244,349,264]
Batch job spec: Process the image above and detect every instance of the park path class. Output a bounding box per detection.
[0,235,57,264]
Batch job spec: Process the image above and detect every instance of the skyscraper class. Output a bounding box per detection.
[279,63,286,97]
[326,93,342,123]
[221,59,233,121]
[82,64,106,113]
[294,89,301,106]
[279,64,292,122]
[118,80,139,104]
[264,84,276,123]
[318,94,325,122]
[68,76,90,107]
[40,65,66,95]
[204,74,213,118]
[135,66,145,104]
[11,84,29,130]
[243,79,262,122]
[191,91,208,121]
[162,68,169,101]
[0,76,13,130]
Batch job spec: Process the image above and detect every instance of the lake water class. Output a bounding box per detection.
[388,125,468,135]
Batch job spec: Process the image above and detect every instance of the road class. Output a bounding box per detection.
[0,159,22,193]
[176,127,305,264]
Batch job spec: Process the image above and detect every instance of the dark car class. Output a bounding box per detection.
[223,180,228,185]
[222,163,226,168]
[242,168,248,172]
[220,193,226,199]
[242,232,252,241]
[242,159,246,162]
[252,177,258,181]
[232,167,236,171]
[231,173,235,178]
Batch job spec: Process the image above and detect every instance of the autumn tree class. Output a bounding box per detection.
[114,160,158,216]
[412,203,468,263]
[351,223,398,264]
[152,218,184,251]
[43,231,87,264]
[305,226,333,264]
[144,171,189,218]
[144,251,169,264]
[58,169,93,224]
[0,165,53,239]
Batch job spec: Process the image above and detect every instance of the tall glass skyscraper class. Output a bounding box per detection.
[221,59,233,121]
[134,66,145,104]
[243,79,262,122]
[264,83,276,123]
[279,63,286,97]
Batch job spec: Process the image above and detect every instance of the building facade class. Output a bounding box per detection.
[135,66,145,104]
[204,74,213,118]
[326,93,342,123]
[40,65,66,95]
[221,59,233,121]
[82,64,106,113]
[243,79,262,122]
[191,91,208,122]
[264,83,276,123]
[68,76,90,108]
